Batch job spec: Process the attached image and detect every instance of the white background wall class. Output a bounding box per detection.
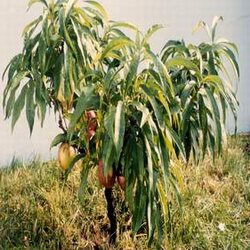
[0,0,249,166]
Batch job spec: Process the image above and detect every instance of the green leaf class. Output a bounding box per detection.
[132,182,147,234]
[157,182,169,229]
[104,106,115,137]
[226,91,238,134]
[202,75,226,96]
[85,1,108,22]
[219,46,240,79]
[74,7,92,27]
[123,135,137,200]
[144,136,154,240]
[181,100,195,153]
[168,127,186,159]
[133,102,153,129]
[110,21,140,33]
[78,163,92,200]
[158,130,170,189]
[198,94,208,157]
[35,84,47,127]
[165,57,201,80]
[98,37,134,61]
[12,85,28,131]
[216,39,239,55]
[22,16,43,36]
[208,130,216,160]
[101,134,115,175]
[8,70,29,93]
[65,153,85,179]
[83,7,104,26]
[3,67,27,107]
[136,138,145,181]
[145,49,174,93]
[65,0,77,18]
[68,86,99,136]
[4,89,16,119]
[161,40,189,62]
[114,101,125,161]
[103,102,125,170]
[125,53,140,91]
[26,82,36,134]
[193,20,212,41]
[2,54,22,82]
[59,8,77,56]
[156,90,172,120]
[150,203,163,247]
[71,19,88,64]
[141,85,164,129]
[205,87,222,154]
[38,37,46,75]
[143,24,164,45]
[170,173,183,211]
[28,0,48,9]
[50,133,66,149]
[180,80,197,106]
[211,16,223,42]
[207,51,217,75]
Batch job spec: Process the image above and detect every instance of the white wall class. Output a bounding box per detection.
[0,0,249,166]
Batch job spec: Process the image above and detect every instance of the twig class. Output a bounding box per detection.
[58,107,67,133]
[58,117,67,133]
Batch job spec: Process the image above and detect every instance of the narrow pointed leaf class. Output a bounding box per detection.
[12,85,28,131]
[68,86,99,135]
[50,133,66,149]
[86,1,109,22]
[98,37,133,60]
[28,0,48,9]
[26,82,36,134]
[143,24,164,45]
[114,101,125,160]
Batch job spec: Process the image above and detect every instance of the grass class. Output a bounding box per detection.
[0,135,249,249]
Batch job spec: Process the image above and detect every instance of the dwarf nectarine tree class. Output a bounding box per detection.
[2,0,239,246]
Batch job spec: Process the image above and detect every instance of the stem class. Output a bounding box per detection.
[58,118,67,133]
[104,188,117,244]
[58,107,67,133]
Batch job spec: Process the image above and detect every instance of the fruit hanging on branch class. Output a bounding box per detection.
[85,110,97,141]
[97,159,115,189]
[58,142,76,171]
[117,176,126,191]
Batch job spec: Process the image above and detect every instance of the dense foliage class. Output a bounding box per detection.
[2,0,239,245]
[161,18,239,162]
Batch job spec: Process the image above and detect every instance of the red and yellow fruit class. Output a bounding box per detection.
[85,110,96,120]
[58,143,76,170]
[97,159,115,188]
[117,176,126,190]
[85,110,97,141]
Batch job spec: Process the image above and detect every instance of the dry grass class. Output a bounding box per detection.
[0,135,249,249]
